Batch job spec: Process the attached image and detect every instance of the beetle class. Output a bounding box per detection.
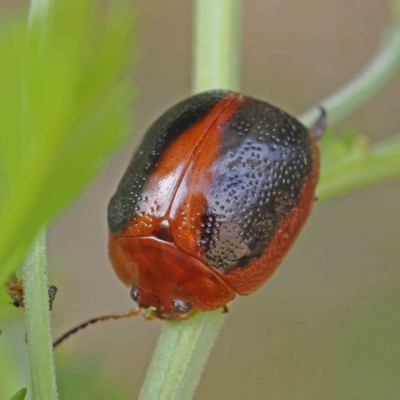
[52,90,326,346]
[107,90,326,320]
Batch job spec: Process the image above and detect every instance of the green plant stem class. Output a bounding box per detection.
[299,23,400,199]
[318,134,400,200]
[192,0,241,92]
[138,311,228,400]
[21,2,58,400]
[139,1,242,400]
[22,227,57,400]
[300,25,400,126]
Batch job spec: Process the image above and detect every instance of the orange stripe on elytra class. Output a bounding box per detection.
[118,94,243,239]
[168,94,247,262]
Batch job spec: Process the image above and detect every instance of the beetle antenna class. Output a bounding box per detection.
[53,308,140,348]
[310,106,327,141]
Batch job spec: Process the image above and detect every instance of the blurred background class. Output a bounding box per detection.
[1,0,399,399]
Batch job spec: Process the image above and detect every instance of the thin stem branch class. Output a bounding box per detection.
[300,25,400,126]
[193,0,242,92]
[138,1,242,400]
[22,228,58,400]
[299,23,400,199]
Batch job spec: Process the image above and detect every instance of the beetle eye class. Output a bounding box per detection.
[173,299,191,314]
[130,285,139,302]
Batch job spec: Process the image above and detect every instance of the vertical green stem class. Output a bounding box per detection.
[138,311,231,400]
[22,3,58,399]
[193,0,241,92]
[138,1,242,399]
[22,227,58,400]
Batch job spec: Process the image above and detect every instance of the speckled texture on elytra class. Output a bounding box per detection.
[200,99,313,272]
[108,92,314,274]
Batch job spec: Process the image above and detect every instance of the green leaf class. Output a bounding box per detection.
[9,388,27,400]
[0,0,135,283]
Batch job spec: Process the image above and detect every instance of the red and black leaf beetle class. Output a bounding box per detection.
[107,90,326,320]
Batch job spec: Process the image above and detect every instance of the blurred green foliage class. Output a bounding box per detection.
[318,128,400,200]
[0,326,29,400]
[320,128,368,168]
[0,0,135,285]
[0,2,135,396]
[57,355,130,400]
